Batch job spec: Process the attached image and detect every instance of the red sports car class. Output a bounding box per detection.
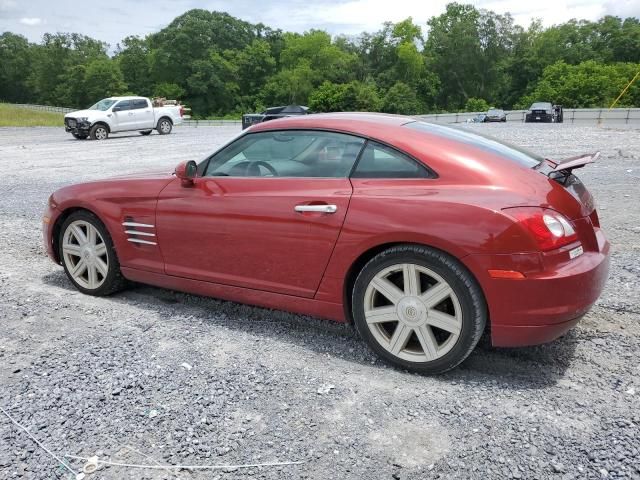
[43,113,610,374]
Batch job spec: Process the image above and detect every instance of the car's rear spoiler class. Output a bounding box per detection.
[549,152,600,173]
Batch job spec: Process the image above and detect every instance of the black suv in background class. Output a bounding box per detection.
[525,102,563,123]
[242,105,310,129]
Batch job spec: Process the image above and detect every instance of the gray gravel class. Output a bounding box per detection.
[0,124,639,480]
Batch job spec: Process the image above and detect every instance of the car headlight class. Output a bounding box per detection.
[77,117,88,122]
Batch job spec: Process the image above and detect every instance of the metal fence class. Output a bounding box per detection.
[418,108,640,125]
[5,103,76,114]
[4,102,639,126]
[182,119,241,126]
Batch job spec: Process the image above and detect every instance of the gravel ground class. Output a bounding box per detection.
[0,124,638,480]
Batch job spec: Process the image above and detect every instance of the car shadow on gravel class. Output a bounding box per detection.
[42,271,577,389]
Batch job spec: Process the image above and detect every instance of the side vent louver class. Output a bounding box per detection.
[122,219,157,246]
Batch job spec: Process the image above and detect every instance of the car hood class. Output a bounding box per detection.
[107,169,174,181]
[50,170,176,209]
[65,109,97,118]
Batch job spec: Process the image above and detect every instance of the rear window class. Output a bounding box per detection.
[405,121,543,168]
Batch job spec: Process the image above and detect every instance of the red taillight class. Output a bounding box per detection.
[179,106,184,118]
[589,209,600,228]
[503,207,578,251]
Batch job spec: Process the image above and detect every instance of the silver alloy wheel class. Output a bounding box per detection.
[94,126,108,140]
[159,120,171,133]
[364,263,462,362]
[62,220,109,290]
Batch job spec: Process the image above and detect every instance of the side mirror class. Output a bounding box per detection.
[175,160,197,187]
[112,106,121,112]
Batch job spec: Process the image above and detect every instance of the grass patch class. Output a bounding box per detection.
[0,104,64,127]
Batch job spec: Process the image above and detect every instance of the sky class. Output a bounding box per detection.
[1,0,639,48]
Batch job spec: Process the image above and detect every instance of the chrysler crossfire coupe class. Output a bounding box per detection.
[43,113,609,374]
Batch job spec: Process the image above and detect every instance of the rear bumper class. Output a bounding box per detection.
[525,113,553,123]
[490,315,584,347]
[464,232,610,347]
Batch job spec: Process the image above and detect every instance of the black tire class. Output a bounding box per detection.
[156,118,172,135]
[58,210,126,296]
[351,244,487,374]
[140,130,153,136]
[89,123,109,140]
[72,133,88,139]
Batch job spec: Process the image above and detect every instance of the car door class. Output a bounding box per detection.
[155,130,365,298]
[110,100,132,131]
[131,99,155,129]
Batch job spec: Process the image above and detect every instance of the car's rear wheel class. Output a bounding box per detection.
[59,211,125,296]
[157,118,172,135]
[89,124,109,140]
[140,130,152,136]
[352,245,486,374]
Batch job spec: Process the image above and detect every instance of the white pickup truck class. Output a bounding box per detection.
[64,96,184,140]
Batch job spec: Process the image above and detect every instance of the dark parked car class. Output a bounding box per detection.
[242,105,310,129]
[525,103,564,123]
[467,113,487,123]
[485,108,507,122]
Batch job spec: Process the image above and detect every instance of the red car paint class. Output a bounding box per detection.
[43,113,609,347]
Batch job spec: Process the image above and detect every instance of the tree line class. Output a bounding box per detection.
[1,3,639,118]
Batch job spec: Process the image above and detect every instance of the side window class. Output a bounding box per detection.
[351,141,431,178]
[132,99,148,109]
[203,130,365,178]
[114,100,131,111]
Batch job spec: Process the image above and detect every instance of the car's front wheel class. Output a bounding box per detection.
[352,245,486,374]
[59,211,125,296]
[89,124,109,140]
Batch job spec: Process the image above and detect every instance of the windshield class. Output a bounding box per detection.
[530,102,551,110]
[88,99,117,111]
[405,121,543,168]
[488,109,503,114]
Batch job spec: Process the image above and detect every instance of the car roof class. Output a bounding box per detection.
[250,112,413,136]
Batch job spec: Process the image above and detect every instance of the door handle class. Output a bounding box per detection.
[294,204,337,213]
[128,112,134,116]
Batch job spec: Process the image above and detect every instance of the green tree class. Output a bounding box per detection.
[308,82,348,111]
[464,97,490,112]
[309,81,382,112]
[517,61,640,108]
[0,33,34,103]
[83,58,127,102]
[27,33,109,105]
[424,3,519,109]
[260,61,314,106]
[382,81,422,114]
[153,82,185,99]
[115,36,151,96]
